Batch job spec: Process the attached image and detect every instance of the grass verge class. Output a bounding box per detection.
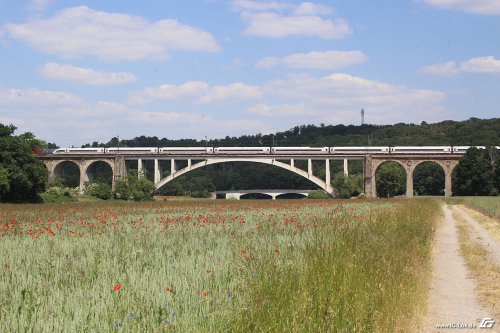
[454,212,500,319]
[447,197,500,220]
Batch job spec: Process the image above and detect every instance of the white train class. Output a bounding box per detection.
[50,146,491,155]
[272,147,329,155]
[214,147,270,154]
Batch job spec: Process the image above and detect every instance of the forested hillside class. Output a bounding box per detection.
[77,118,500,198]
[83,117,500,148]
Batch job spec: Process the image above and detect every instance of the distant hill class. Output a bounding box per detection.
[82,117,500,148]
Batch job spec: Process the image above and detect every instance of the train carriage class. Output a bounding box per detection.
[271,147,328,155]
[390,146,452,154]
[53,148,105,154]
[214,147,270,155]
[330,146,390,154]
[106,147,158,154]
[160,147,213,155]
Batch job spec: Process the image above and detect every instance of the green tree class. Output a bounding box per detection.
[331,174,363,199]
[495,157,500,193]
[113,179,131,200]
[131,178,155,201]
[453,147,495,196]
[0,124,48,202]
[413,163,444,195]
[376,162,406,198]
[113,170,155,201]
[0,165,10,200]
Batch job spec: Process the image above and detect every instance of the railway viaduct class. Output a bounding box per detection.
[38,151,462,198]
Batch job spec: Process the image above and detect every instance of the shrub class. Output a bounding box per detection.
[130,178,155,201]
[113,179,130,200]
[40,185,79,203]
[84,183,112,200]
[307,190,331,199]
[191,190,211,198]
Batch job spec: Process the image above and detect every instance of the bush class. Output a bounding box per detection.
[113,179,131,200]
[84,183,112,200]
[191,190,211,198]
[40,185,79,203]
[307,190,331,199]
[114,172,155,201]
[130,178,155,201]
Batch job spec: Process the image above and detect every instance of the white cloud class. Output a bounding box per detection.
[232,1,350,39]
[242,11,350,39]
[247,103,315,117]
[200,83,263,103]
[231,0,291,12]
[130,81,209,104]
[132,82,262,104]
[40,63,137,85]
[29,0,54,13]
[259,73,446,123]
[424,0,500,15]
[421,56,500,75]
[0,87,84,108]
[419,61,459,76]
[293,2,333,15]
[460,56,500,73]
[4,6,220,61]
[256,50,367,69]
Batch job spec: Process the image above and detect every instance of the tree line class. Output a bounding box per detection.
[0,118,499,202]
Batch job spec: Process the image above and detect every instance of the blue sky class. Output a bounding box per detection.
[0,0,499,146]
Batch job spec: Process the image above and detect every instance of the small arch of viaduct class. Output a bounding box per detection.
[42,157,125,191]
[364,156,459,198]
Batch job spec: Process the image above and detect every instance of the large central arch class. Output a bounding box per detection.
[155,158,334,194]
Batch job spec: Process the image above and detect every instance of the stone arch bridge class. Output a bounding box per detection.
[39,152,462,198]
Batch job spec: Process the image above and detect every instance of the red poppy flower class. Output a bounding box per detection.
[274,249,280,254]
[203,291,209,297]
[206,269,212,273]
[166,287,172,292]
[241,249,247,254]
[113,284,122,291]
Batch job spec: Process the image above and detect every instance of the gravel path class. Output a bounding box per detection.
[422,205,492,332]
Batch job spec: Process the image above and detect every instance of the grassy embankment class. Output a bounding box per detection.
[448,196,500,220]
[451,197,500,319]
[0,199,439,332]
[454,213,500,320]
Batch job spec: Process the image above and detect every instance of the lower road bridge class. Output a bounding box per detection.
[214,189,313,200]
[37,146,472,198]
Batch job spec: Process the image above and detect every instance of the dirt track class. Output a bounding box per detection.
[422,205,496,332]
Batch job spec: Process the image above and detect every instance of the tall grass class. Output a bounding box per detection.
[0,200,439,332]
[459,197,500,219]
[233,199,440,332]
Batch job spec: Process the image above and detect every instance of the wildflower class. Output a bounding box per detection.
[203,291,209,297]
[114,323,122,327]
[206,269,212,273]
[241,249,247,254]
[171,311,176,316]
[165,287,172,292]
[163,319,170,325]
[274,249,280,254]
[113,284,122,291]
[128,313,134,318]
[227,292,233,298]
